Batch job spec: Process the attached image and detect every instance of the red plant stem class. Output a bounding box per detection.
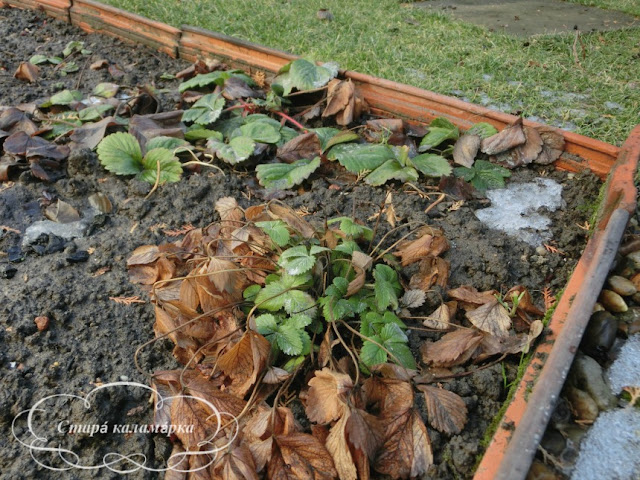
[222,104,246,113]
[271,110,308,133]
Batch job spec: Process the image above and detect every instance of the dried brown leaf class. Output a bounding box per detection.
[322,79,361,126]
[217,330,270,396]
[363,119,405,145]
[269,432,338,480]
[69,116,118,150]
[109,295,145,305]
[14,62,39,83]
[480,120,526,155]
[44,199,80,223]
[534,126,565,165]
[211,442,259,480]
[422,301,457,330]
[447,285,498,310]
[129,111,185,151]
[127,245,160,265]
[306,368,353,424]
[420,328,484,367]
[267,202,315,239]
[465,299,512,337]
[408,256,450,291]
[417,384,468,434]
[493,126,543,169]
[453,134,481,167]
[394,228,449,266]
[277,132,321,163]
[401,289,426,309]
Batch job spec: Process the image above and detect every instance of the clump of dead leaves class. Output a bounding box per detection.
[127,197,546,479]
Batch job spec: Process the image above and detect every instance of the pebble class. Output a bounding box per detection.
[119,375,129,382]
[541,429,566,456]
[1,265,17,279]
[535,246,547,256]
[592,302,604,312]
[599,289,628,313]
[528,459,563,480]
[607,275,637,296]
[625,250,640,270]
[570,353,617,411]
[7,245,24,263]
[565,386,599,422]
[631,292,640,304]
[630,272,640,290]
[67,250,89,263]
[34,316,50,332]
[580,311,617,357]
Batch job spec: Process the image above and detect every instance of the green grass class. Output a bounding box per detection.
[103,0,639,146]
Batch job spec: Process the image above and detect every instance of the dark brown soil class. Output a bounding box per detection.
[0,6,601,479]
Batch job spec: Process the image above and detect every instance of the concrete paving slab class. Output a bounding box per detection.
[410,0,639,36]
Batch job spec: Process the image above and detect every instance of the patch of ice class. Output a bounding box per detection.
[607,334,640,395]
[570,408,640,480]
[474,178,565,246]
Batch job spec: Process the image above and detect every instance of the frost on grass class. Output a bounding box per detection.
[474,178,564,246]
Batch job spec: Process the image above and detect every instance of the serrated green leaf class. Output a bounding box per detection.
[454,159,511,191]
[419,117,459,152]
[255,313,279,335]
[60,62,79,74]
[240,121,281,144]
[49,89,83,106]
[96,132,143,175]
[380,323,408,343]
[313,127,341,151]
[92,82,119,98]
[373,264,400,311]
[319,296,353,322]
[182,93,225,125]
[256,157,321,191]
[327,217,373,241]
[255,282,289,311]
[139,148,182,184]
[256,220,290,247]
[78,104,114,122]
[208,136,255,164]
[184,128,223,141]
[145,136,190,152]
[63,40,85,57]
[283,290,316,317]
[275,324,304,355]
[284,314,313,329]
[386,342,416,369]
[364,159,419,187]
[410,153,452,177]
[279,246,317,276]
[321,130,360,153]
[361,338,387,367]
[467,122,498,139]
[333,240,362,256]
[274,59,338,96]
[178,70,254,93]
[327,143,394,172]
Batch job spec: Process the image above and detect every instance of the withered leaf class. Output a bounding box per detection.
[374,408,433,479]
[0,155,19,182]
[322,79,361,126]
[215,196,244,227]
[363,376,414,419]
[417,384,468,434]
[223,76,259,100]
[14,62,39,83]
[534,126,565,165]
[394,228,449,266]
[263,366,291,384]
[169,394,221,449]
[269,433,338,480]
[179,370,246,419]
[409,256,450,291]
[420,328,484,367]
[326,412,357,480]
[465,299,512,337]
[447,285,498,310]
[363,119,405,145]
[211,442,259,480]
[4,131,69,159]
[44,199,80,223]
[164,443,188,480]
[306,368,353,424]
[217,330,270,397]
[127,245,160,265]
[0,107,38,135]
[129,111,185,151]
[90,59,108,71]
[401,289,426,309]
[422,301,457,330]
[267,202,315,239]
[277,132,321,164]
[438,175,476,200]
[480,120,526,155]
[452,134,481,167]
[69,116,117,150]
[493,126,543,169]
[506,285,544,317]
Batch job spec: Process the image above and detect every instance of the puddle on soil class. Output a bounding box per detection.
[475,177,565,246]
[409,0,639,36]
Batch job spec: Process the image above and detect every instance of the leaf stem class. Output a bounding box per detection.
[271,110,308,133]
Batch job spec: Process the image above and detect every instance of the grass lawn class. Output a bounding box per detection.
[102,0,639,146]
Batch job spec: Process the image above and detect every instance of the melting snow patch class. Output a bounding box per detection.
[571,408,640,480]
[475,178,564,246]
[607,334,640,395]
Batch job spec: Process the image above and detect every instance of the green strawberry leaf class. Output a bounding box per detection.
[454,159,511,191]
[419,117,459,152]
[78,104,114,122]
[92,82,119,98]
[327,143,395,172]
[327,217,373,241]
[145,136,190,153]
[361,338,387,367]
[274,59,338,96]
[184,128,223,141]
[49,89,83,106]
[256,220,291,247]
[410,153,452,177]
[182,93,225,125]
[255,313,279,335]
[467,122,498,139]
[239,121,281,144]
[208,136,256,164]
[139,148,182,184]
[275,324,304,355]
[256,157,321,190]
[373,264,401,311]
[364,159,419,186]
[96,132,143,175]
[178,70,254,93]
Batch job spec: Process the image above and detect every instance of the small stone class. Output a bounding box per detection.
[67,250,89,263]
[599,289,628,313]
[617,307,640,324]
[580,311,617,357]
[593,302,604,312]
[562,424,588,446]
[34,316,50,332]
[535,246,547,256]
[527,459,562,480]
[570,353,617,411]
[541,429,566,456]
[1,265,17,279]
[119,375,129,381]
[607,275,637,296]
[630,272,640,290]
[565,386,598,422]
[7,245,24,263]
[626,250,640,270]
[631,292,640,304]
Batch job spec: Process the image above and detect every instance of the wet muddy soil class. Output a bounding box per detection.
[0,6,601,479]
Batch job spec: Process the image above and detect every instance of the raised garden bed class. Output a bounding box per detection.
[1,2,639,480]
